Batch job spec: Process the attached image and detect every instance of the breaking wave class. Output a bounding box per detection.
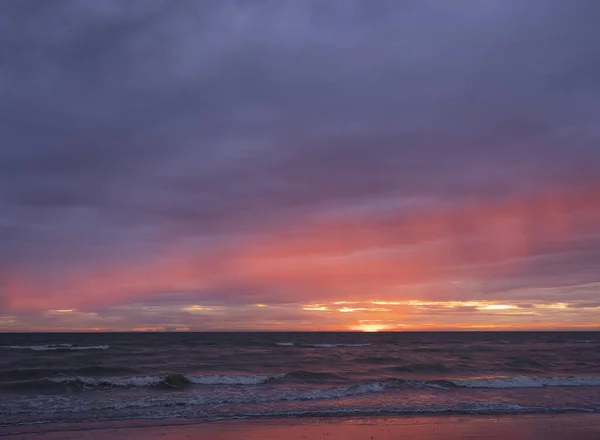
[15,372,600,392]
[187,374,285,385]
[450,376,600,388]
[46,380,389,401]
[48,373,285,388]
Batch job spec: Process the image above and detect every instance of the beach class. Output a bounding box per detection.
[2,414,600,440]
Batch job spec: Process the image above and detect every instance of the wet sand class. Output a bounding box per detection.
[2,414,600,440]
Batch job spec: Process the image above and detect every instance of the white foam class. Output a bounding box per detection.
[274,342,294,347]
[219,382,387,403]
[301,382,385,400]
[454,402,527,412]
[0,344,109,351]
[303,344,371,348]
[186,374,285,385]
[50,375,163,387]
[210,402,532,420]
[48,373,285,388]
[451,376,600,388]
[68,374,596,390]
[63,345,109,351]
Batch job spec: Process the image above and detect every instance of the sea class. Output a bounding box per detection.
[0,332,599,428]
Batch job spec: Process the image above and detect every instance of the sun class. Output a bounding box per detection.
[353,323,391,332]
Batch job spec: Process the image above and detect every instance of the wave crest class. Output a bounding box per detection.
[48,373,284,388]
[451,376,600,388]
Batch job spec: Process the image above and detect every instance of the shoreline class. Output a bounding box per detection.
[2,413,600,440]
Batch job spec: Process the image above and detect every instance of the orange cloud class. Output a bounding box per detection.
[3,183,600,330]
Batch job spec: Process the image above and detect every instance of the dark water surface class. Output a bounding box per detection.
[1,332,599,427]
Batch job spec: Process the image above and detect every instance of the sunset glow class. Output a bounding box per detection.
[1,1,600,333]
[2,186,600,331]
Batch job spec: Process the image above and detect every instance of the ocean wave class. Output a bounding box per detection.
[4,377,600,428]
[260,382,387,402]
[48,373,285,388]
[187,374,285,385]
[6,386,600,424]
[450,376,600,388]
[42,373,446,393]
[389,363,451,373]
[356,356,401,364]
[39,373,600,391]
[284,371,345,382]
[504,358,544,369]
[216,402,534,419]
[0,344,109,351]
[74,365,138,375]
[303,344,371,348]
[50,381,389,404]
[0,366,137,383]
[412,347,445,353]
[50,375,165,388]
[4,369,355,390]
[3,399,599,429]
[0,368,65,382]
[276,342,372,348]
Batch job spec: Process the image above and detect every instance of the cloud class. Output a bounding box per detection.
[1,0,600,330]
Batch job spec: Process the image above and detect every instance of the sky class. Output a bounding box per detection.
[1,0,599,332]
